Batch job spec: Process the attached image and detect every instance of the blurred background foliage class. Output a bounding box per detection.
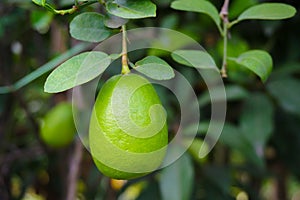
[0,0,300,199]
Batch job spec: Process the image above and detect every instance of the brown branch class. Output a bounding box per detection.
[66,138,83,200]
[220,0,229,23]
[0,146,44,167]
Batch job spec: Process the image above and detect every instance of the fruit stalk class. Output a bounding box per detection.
[121,25,130,74]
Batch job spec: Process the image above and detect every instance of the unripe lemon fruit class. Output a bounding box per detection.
[40,102,76,148]
[89,74,168,180]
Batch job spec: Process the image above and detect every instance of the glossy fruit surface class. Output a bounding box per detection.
[89,74,168,180]
[40,102,76,148]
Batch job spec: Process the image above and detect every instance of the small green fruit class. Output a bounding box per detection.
[89,74,168,180]
[40,102,76,148]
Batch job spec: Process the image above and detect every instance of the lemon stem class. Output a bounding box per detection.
[121,25,130,75]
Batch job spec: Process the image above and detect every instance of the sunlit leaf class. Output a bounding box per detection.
[32,0,46,6]
[135,56,174,80]
[171,0,221,31]
[229,50,273,82]
[172,50,216,69]
[106,0,156,19]
[238,3,296,21]
[45,51,111,93]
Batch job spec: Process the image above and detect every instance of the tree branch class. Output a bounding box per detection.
[66,138,83,200]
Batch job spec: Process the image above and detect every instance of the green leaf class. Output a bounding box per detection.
[198,85,249,107]
[30,10,53,34]
[238,3,296,21]
[171,0,221,32]
[109,53,122,60]
[106,0,156,19]
[148,33,195,57]
[229,50,273,82]
[219,123,264,168]
[70,12,111,43]
[267,78,300,116]
[44,51,111,93]
[229,0,258,20]
[217,36,249,57]
[172,50,217,69]
[104,13,128,28]
[0,43,90,94]
[270,63,300,80]
[240,93,274,153]
[32,0,46,6]
[219,123,244,149]
[159,153,194,200]
[135,56,174,80]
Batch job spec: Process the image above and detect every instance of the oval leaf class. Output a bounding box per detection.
[219,123,264,168]
[70,12,111,43]
[159,153,194,200]
[228,0,258,20]
[172,50,217,69]
[171,0,221,31]
[135,56,174,80]
[104,13,128,28]
[45,51,111,93]
[229,50,273,82]
[106,0,156,19]
[240,93,274,147]
[198,85,249,107]
[238,3,296,21]
[267,78,300,116]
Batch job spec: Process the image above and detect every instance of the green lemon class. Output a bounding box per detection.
[89,74,168,180]
[40,102,76,148]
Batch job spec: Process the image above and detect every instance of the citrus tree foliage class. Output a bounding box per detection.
[0,0,299,199]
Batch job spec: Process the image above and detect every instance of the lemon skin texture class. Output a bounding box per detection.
[40,102,76,148]
[89,74,168,180]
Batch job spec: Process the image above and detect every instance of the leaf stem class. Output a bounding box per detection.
[220,0,230,78]
[228,19,239,29]
[121,25,130,74]
[39,1,98,15]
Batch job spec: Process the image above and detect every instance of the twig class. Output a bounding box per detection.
[220,0,230,78]
[0,146,44,166]
[66,138,83,200]
[0,146,44,200]
[220,0,229,23]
